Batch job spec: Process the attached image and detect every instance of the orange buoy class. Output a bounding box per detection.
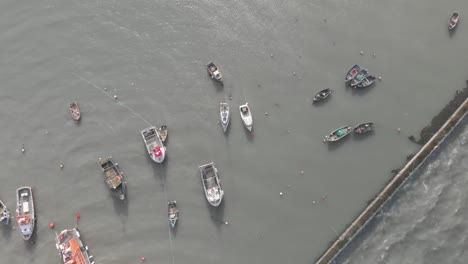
[141,257,146,262]
[321,195,327,200]
[75,213,81,219]
[49,222,55,229]
[250,132,254,136]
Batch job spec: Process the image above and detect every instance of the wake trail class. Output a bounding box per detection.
[72,73,153,127]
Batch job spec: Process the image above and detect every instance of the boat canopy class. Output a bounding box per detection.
[336,129,346,137]
[17,215,30,225]
[153,146,163,157]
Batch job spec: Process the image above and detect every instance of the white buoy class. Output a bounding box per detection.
[104,87,107,91]
[360,51,364,55]
[293,72,296,75]
[287,130,290,133]
[270,53,274,58]
[298,77,302,80]
[313,201,316,204]
[113,95,118,100]
[280,192,283,196]
[225,221,229,225]
[378,76,382,81]
[372,53,376,57]
[265,112,268,116]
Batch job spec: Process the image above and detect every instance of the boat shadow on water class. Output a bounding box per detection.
[351,86,374,96]
[1,224,12,240]
[243,128,254,142]
[112,195,129,217]
[353,131,375,141]
[207,201,226,231]
[327,136,351,151]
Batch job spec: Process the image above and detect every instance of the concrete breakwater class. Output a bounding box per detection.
[315,87,468,264]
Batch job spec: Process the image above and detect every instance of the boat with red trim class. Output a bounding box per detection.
[56,228,94,264]
[16,186,35,240]
[141,126,166,163]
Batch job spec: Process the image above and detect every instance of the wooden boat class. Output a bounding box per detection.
[323,126,353,142]
[239,103,253,132]
[449,12,460,30]
[168,201,179,228]
[199,162,224,207]
[355,76,376,88]
[350,69,369,87]
[69,101,81,122]
[16,186,35,240]
[207,61,223,84]
[313,88,332,104]
[98,156,127,201]
[56,228,94,264]
[220,102,230,133]
[158,125,168,144]
[141,126,166,163]
[0,200,10,225]
[345,65,361,83]
[353,122,375,135]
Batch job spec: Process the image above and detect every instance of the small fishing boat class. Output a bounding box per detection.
[141,126,166,163]
[16,186,35,240]
[345,65,361,83]
[355,76,376,88]
[449,12,460,30]
[168,201,179,228]
[199,162,224,207]
[313,88,332,104]
[350,69,369,87]
[98,156,127,201]
[0,200,10,225]
[56,228,94,264]
[158,125,168,144]
[207,61,223,84]
[353,122,374,135]
[69,101,81,122]
[220,102,230,133]
[323,126,353,142]
[239,103,253,132]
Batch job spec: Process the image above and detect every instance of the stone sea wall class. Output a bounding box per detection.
[314,84,468,264]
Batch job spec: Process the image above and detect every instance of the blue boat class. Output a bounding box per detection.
[168,201,179,228]
[0,200,10,225]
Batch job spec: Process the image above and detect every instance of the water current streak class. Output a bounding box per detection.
[72,72,175,264]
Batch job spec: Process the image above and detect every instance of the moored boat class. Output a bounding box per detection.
[69,101,81,122]
[353,122,374,134]
[313,88,332,104]
[350,69,369,87]
[199,162,224,207]
[449,12,460,30]
[98,156,127,201]
[158,125,168,144]
[16,186,35,240]
[355,76,376,88]
[220,102,230,133]
[0,200,10,225]
[141,126,166,163]
[239,103,253,132]
[345,65,361,83]
[56,228,94,264]
[168,201,179,228]
[207,61,223,84]
[323,126,353,142]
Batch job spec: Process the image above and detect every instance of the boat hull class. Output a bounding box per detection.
[313,89,332,103]
[239,103,253,132]
[0,200,10,225]
[168,201,178,228]
[16,186,35,241]
[449,13,459,30]
[98,157,127,201]
[324,126,353,142]
[141,127,166,163]
[220,103,230,133]
[353,123,374,134]
[199,163,224,207]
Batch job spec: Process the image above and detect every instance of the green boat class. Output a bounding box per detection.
[323,126,353,142]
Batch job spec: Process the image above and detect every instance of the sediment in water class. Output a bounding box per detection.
[314,83,468,264]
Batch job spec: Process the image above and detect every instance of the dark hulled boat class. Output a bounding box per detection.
[449,12,460,30]
[353,122,374,134]
[313,88,332,104]
[98,157,127,201]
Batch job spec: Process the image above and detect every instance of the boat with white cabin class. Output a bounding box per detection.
[141,126,166,163]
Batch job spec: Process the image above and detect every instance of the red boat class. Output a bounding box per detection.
[69,102,81,122]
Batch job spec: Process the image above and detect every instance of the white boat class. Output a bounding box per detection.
[16,186,35,241]
[141,126,166,163]
[220,102,230,133]
[0,200,10,225]
[199,162,224,207]
[239,103,253,131]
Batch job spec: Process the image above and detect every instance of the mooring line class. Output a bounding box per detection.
[159,163,176,264]
[72,73,152,126]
